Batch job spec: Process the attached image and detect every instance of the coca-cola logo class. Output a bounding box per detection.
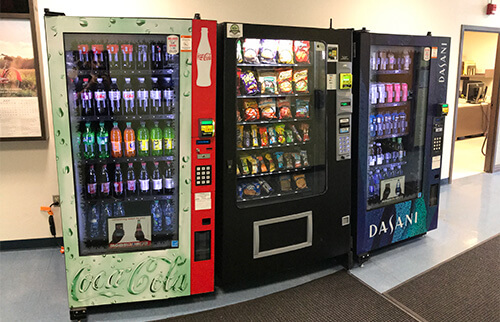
[197,53,212,61]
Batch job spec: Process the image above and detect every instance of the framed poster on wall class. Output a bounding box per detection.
[0,0,47,141]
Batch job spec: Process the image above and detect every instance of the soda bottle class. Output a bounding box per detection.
[151,42,162,69]
[113,163,124,198]
[88,204,101,239]
[388,165,395,178]
[139,162,150,195]
[77,44,90,70]
[165,36,179,66]
[397,138,406,162]
[109,78,121,115]
[164,161,174,194]
[373,169,381,201]
[95,77,108,115]
[368,170,374,200]
[106,44,120,69]
[121,44,133,69]
[395,165,403,176]
[391,138,399,163]
[376,142,384,165]
[376,113,384,137]
[369,143,376,167]
[83,122,96,159]
[126,162,137,196]
[113,202,125,217]
[391,111,399,134]
[137,77,149,114]
[150,121,163,156]
[369,114,376,137]
[75,130,82,160]
[110,122,123,158]
[196,27,212,87]
[70,78,80,116]
[135,220,146,241]
[162,76,175,113]
[152,161,162,195]
[137,44,148,69]
[150,77,162,113]
[137,122,149,157]
[81,78,93,116]
[384,112,392,135]
[399,111,407,133]
[151,200,162,232]
[92,44,105,70]
[100,164,110,198]
[396,179,402,196]
[163,121,174,156]
[163,199,175,234]
[124,122,136,157]
[87,165,97,199]
[97,122,109,159]
[123,78,135,115]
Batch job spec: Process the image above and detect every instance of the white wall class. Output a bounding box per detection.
[1,0,499,241]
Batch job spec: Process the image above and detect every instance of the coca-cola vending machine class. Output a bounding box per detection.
[44,13,216,319]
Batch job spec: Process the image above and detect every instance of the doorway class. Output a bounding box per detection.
[449,26,500,181]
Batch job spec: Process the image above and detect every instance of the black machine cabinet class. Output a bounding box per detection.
[216,23,354,285]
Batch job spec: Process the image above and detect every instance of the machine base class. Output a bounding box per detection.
[70,308,87,321]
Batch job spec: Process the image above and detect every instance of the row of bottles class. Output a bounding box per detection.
[370,49,411,71]
[369,83,408,104]
[369,111,408,137]
[368,167,403,203]
[368,138,406,167]
[72,76,175,116]
[80,121,175,159]
[86,161,175,199]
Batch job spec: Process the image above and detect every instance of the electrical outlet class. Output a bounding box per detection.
[52,195,60,206]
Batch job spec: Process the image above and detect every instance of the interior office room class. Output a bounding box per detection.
[1,0,499,321]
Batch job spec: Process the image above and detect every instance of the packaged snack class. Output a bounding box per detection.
[259,127,269,146]
[236,125,244,148]
[259,71,278,95]
[243,38,260,64]
[277,40,294,64]
[236,39,243,64]
[247,155,259,174]
[300,150,310,167]
[236,68,242,96]
[293,153,302,168]
[294,41,310,63]
[243,182,261,197]
[240,156,250,175]
[277,98,292,119]
[243,99,260,121]
[285,129,294,143]
[293,69,309,93]
[284,153,294,169]
[236,109,242,122]
[251,125,259,147]
[293,174,308,190]
[267,126,277,145]
[240,70,259,95]
[290,124,303,142]
[243,129,251,148]
[295,99,310,118]
[264,153,276,172]
[279,175,292,192]
[237,183,244,199]
[300,123,310,141]
[258,179,273,194]
[236,165,241,176]
[274,152,285,169]
[275,124,286,144]
[259,39,278,64]
[256,155,268,172]
[277,68,293,94]
[259,98,277,120]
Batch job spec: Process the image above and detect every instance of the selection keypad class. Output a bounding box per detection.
[433,137,442,152]
[195,165,212,186]
[338,136,351,154]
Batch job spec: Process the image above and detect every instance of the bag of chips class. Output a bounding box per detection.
[284,153,294,169]
[259,98,277,120]
[256,155,268,172]
[294,41,310,63]
[277,40,294,64]
[274,152,285,169]
[293,153,302,168]
[295,99,310,118]
[236,68,242,96]
[259,39,278,64]
[259,71,278,95]
[300,150,310,167]
[243,182,261,197]
[293,69,308,93]
[300,123,310,141]
[236,109,242,122]
[247,155,259,174]
[275,124,286,144]
[264,153,276,172]
[277,98,292,119]
[285,129,294,143]
[236,125,244,148]
[290,124,302,142]
[259,127,269,146]
[243,38,260,64]
[277,68,293,94]
[240,70,259,95]
[267,126,277,145]
[280,175,292,192]
[240,156,250,175]
[237,183,244,199]
[243,99,260,121]
[243,129,251,148]
[293,174,308,190]
[251,125,259,147]
[236,39,243,64]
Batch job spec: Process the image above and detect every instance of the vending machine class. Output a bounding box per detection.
[216,23,353,285]
[352,31,450,263]
[44,14,216,319]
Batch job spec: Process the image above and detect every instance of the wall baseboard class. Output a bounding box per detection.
[0,237,63,251]
[494,164,500,173]
[440,178,449,186]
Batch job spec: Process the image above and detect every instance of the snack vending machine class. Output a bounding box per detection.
[216,23,353,285]
[352,31,450,263]
[44,15,216,319]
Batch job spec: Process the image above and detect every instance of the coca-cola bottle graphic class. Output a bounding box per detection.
[196,27,212,87]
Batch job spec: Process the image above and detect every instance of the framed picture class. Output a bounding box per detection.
[0,0,47,140]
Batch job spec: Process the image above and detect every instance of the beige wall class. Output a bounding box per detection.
[1,0,499,241]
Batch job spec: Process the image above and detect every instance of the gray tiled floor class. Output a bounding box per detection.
[1,172,499,321]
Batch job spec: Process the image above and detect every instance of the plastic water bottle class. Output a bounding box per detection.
[163,199,175,234]
[376,143,384,165]
[88,204,101,239]
[102,203,112,224]
[369,143,376,166]
[395,165,403,176]
[151,200,162,232]
[388,165,395,178]
[369,115,376,137]
[113,202,125,217]
[384,112,392,135]
[373,169,381,201]
[391,111,399,134]
[376,113,384,137]
[381,168,389,180]
[399,111,407,133]
[368,170,375,200]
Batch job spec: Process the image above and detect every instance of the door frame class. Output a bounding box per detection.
[448,25,500,183]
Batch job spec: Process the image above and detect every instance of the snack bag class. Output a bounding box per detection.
[243,129,251,148]
[258,179,273,194]
[259,98,277,120]
[236,39,243,63]
[259,39,278,64]
[277,68,293,94]
[284,153,294,169]
[293,153,302,168]
[247,155,259,174]
[285,129,294,143]
[243,99,260,121]
[277,40,294,64]
[236,68,242,96]
[300,123,310,141]
[290,124,303,142]
[243,38,260,64]
[237,183,244,199]
[279,175,292,192]
[256,155,268,172]
[293,174,308,190]
[243,182,261,197]
[236,165,241,176]
[294,40,310,63]
[264,153,276,172]
[274,152,285,169]
[275,124,286,144]
[277,98,292,119]
[236,109,242,122]
[295,99,310,118]
[267,126,278,145]
[240,156,250,175]
[236,125,244,148]
[293,69,308,93]
[240,70,259,95]
[259,71,278,95]
[251,125,259,147]
[300,150,310,167]
[259,127,269,146]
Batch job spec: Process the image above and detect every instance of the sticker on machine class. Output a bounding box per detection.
[379,175,405,201]
[108,215,152,249]
[227,23,243,38]
[167,35,179,55]
[424,47,431,61]
[431,47,438,59]
[180,35,192,52]
[195,192,212,210]
[432,155,441,169]
[327,74,337,90]
[327,44,338,62]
